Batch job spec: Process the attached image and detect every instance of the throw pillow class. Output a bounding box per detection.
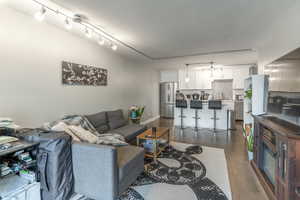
[107,110,127,129]
[85,112,109,133]
[68,125,99,144]
[51,122,81,142]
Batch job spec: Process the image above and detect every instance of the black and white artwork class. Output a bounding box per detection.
[62,61,107,86]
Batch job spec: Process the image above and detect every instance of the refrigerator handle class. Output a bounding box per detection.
[168,94,170,102]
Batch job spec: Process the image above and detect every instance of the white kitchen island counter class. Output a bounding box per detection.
[174,100,235,130]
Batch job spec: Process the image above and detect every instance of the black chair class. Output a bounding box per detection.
[176,99,188,129]
[190,100,203,131]
[208,100,222,134]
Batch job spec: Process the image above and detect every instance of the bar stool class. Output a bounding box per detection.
[176,99,187,129]
[208,100,222,134]
[190,100,203,131]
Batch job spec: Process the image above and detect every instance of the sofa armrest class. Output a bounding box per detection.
[72,142,118,200]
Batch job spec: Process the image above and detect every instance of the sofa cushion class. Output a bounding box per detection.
[117,145,144,192]
[114,124,147,142]
[85,112,109,133]
[107,110,127,130]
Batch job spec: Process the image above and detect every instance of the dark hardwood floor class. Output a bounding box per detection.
[147,118,268,200]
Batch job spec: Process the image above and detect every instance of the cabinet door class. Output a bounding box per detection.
[233,67,249,89]
[195,70,203,89]
[202,70,212,89]
[178,69,187,89]
[2,191,26,200]
[26,183,41,200]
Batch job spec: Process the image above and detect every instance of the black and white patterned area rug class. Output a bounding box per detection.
[72,142,232,200]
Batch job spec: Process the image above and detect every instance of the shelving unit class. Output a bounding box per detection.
[0,140,40,200]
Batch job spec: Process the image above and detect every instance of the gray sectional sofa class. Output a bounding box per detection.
[72,109,147,200]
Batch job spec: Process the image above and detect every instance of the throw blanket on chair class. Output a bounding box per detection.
[44,115,128,146]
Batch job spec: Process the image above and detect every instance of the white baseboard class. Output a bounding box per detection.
[141,115,160,125]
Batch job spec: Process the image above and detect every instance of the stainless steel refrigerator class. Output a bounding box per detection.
[160,82,177,118]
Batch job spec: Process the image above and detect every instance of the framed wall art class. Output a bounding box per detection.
[62,61,107,86]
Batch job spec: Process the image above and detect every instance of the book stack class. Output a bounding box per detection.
[0,163,13,177]
[0,118,20,130]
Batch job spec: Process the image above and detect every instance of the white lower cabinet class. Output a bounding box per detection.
[3,191,26,200]
[26,182,40,200]
[2,182,40,200]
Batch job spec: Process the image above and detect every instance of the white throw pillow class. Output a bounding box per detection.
[68,125,98,143]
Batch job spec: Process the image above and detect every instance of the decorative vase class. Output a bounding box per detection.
[130,111,137,119]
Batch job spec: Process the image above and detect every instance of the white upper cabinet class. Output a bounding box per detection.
[179,67,249,90]
[179,69,211,89]
[232,67,249,89]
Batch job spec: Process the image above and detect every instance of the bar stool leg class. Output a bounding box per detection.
[196,109,198,131]
[213,109,217,132]
[179,108,186,130]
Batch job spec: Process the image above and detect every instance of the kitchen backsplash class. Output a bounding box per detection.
[268,91,300,126]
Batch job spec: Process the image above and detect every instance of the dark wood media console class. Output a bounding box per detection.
[252,115,300,200]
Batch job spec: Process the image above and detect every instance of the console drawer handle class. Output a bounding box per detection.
[296,187,300,197]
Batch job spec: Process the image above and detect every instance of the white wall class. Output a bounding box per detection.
[0,6,159,127]
[160,70,178,82]
[256,2,300,73]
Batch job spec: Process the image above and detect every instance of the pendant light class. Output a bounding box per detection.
[185,64,190,83]
[210,62,214,78]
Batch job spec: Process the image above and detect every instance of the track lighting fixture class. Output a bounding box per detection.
[31,0,118,51]
[35,6,46,21]
[111,43,118,51]
[64,17,72,30]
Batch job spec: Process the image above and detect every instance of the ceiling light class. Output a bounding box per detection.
[185,64,190,82]
[35,7,47,21]
[210,62,214,78]
[98,36,105,45]
[111,43,118,51]
[64,17,72,30]
[85,27,92,38]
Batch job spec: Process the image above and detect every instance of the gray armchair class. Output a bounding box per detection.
[72,142,144,200]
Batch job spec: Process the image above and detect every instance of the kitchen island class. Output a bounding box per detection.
[174,100,235,130]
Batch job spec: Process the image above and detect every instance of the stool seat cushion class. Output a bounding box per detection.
[190,100,203,109]
[208,100,222,109]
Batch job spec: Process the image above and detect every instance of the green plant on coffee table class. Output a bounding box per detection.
[129,106,145,124]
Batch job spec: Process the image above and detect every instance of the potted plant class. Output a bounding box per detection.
[247,133,254,160]
[244,88,253,113]
[243,125,254,161]
[129,106,145,124]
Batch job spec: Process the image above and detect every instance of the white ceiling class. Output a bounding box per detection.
[50,0,296,60]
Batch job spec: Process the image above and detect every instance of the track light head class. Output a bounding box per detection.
[35,6,46,21]
[85,27,92,38]
[111,43,118,51]
[98,36,105,45]
[65,17,72,30]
